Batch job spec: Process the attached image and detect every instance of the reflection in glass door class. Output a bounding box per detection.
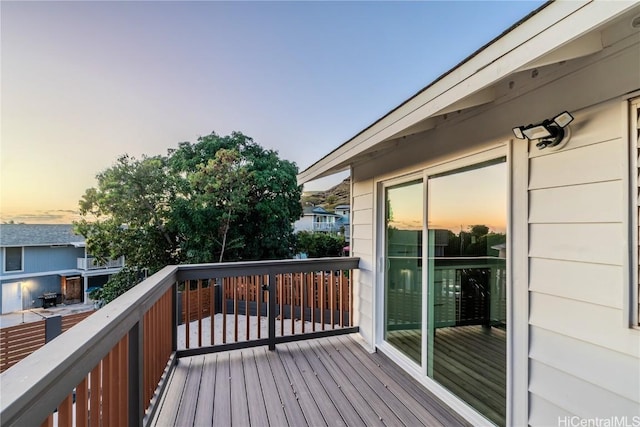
[384,180,423,364]
[427,159,507,426]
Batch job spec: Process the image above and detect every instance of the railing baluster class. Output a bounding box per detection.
[268,272,276,351]
[234,277,239,342]
[76,377,88,427]
[257,275,262,339]
[211,279,215,346]
[289,273,293,335]
[89,365,100,426]
[129,321,142,427]
[321,271,325,330]
[58,393,73,427]
[40,413,53,427]
[273,274,285,336]
[246,276,250,341]
[103,351,111,426]
[299,273,305,334]
[197,279,202,348]
[119,336,128,427]
[311,272,316,332]
[339,271,344,328]
[185,280,190,349]
[109,343,119,424]
[330,271,335,329]
[350,270,354,327]
[222,278,227,344]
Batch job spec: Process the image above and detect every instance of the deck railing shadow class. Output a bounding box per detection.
[0,257,359,427]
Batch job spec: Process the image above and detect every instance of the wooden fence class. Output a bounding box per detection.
[0,310,94,373]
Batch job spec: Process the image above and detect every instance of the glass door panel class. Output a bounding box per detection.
[384,180,423,364]
[427,159,507,426]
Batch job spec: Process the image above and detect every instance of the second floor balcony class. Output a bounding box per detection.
[77,256,125,271]
[0,256,467,427]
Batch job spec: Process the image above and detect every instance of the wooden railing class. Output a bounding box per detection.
[0,257,359,427]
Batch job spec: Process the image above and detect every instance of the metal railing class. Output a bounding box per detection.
[313,222,341,232]
[0,257,359,427]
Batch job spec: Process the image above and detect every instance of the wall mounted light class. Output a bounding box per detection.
[513,111,574,150]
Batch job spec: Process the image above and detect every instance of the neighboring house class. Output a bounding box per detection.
[0,224,124,314]
[294,205,351,242]
[294,206,342,233]
[299,2,640,426]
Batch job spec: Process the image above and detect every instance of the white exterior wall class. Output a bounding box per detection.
[293,215,314,233]
[527,99,640,425]
[349,21,640,425]
[351,175,375,349]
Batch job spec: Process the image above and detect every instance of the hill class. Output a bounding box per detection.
[301,177,350,211]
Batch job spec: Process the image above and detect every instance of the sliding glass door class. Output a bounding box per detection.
[382,158,507,426]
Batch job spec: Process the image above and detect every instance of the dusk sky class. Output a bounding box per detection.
[1,1,544,224]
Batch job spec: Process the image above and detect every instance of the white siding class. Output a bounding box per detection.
[351,176,375,348]
[527,98,640,424]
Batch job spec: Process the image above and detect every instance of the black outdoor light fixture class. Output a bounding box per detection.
[512,111,574,150]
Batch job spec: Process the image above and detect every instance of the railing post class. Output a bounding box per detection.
[44,316,62,343]
[268,272,276,351]
[128,321,143,427]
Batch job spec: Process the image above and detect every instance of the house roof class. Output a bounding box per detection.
[301,206,341,217]
[298,1,639,184]
[0,224,85,247]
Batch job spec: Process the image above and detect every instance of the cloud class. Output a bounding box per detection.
[1,210,81,224]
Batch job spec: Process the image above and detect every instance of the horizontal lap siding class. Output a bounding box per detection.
[351,177,375,347]
[528,97,640,424]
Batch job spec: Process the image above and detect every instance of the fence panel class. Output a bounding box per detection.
[0,321,46,372]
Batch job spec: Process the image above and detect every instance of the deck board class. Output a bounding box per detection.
[240,349,269,427]
[212,353,231,426]
[151,357,188,426]
[294,340,367,427]
[192,355,216,426]
[152,335,470,427]
[175,355,203,426]
[229,351,250,427]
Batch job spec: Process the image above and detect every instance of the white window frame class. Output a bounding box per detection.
[3,247,24,273]
[629,95,640,327]
[373,143,510,427]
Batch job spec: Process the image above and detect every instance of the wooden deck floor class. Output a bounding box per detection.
[151,335,471,427]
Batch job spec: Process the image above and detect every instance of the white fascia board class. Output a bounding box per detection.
[298,0,637,184]
[82,268,123,278]
[0,270,82,281]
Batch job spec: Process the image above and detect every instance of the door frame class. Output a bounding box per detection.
[374,144,512,426]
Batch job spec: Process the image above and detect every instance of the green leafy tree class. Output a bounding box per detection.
[168,132,302,261]
[75,154,179,273]
[189,148,250,262]
[76,132,302,303]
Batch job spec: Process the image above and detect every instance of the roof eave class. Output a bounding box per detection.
[298,0,637,184]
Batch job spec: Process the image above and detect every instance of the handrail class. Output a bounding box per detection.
[0,265,178,427]
[0,257,360,427]
[177,256,358,280]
